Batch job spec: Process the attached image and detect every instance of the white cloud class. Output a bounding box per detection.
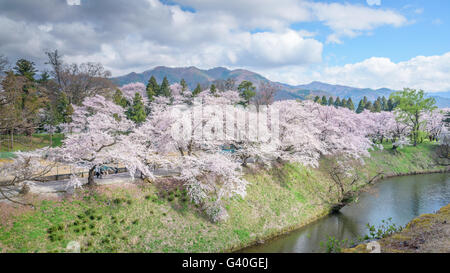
[66,0,80,6]
[432,18,443,25]
[309,2,407,43]
[366,0,381,6]
[259,52,450,92]
[0,0,408,77]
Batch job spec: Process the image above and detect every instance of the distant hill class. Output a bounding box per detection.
[112,66,450,108]
[113,66,268,90]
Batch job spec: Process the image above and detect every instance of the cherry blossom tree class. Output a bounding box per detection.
[178,153,248,222]
[0,149,56,205]
[422,108,446,142]
[120,82,149,104]
[56,95,153,186]
[272,100,373,167]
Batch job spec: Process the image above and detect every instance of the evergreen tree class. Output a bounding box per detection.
[13,59,37,81]
[147,76,159,96]
[346,98,355,111]
[145,77,157,102]
[127,92,146,123]
[356,99,365,113]
[210,84,217,95]
[180,78,187,94]
[38,71,50,84]
[113,89,129,108]
[192,83,202,97]
[387,98,395,111]
[362,96,368,105]
[366,101,374,112]
[373,100,382,112]
[159,76,172,98]
[341,98,347,108]
[55,92,72,124]
[328,97,334,106]
[321,95,327,105]
[237,81,256,106]
[334,97,341,108]
[314,96,320,103]
[381,96,388,111]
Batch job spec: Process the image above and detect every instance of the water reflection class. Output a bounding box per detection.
[242,173,450,253]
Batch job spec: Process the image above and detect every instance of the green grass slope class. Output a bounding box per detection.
[0,143,447,253]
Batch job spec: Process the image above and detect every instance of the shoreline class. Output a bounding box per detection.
[343,203,450,253]
[1,144,448,253]
[230,168,449,253]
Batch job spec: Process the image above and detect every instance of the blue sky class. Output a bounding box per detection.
[308,0,449,66]
[0,0,449,91]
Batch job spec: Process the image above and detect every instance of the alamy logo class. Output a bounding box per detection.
[170,104,280,144]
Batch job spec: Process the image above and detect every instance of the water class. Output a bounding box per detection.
[241,173,450,253]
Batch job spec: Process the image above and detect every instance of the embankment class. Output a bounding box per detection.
[0,143,448,252]
[343,204,450,253]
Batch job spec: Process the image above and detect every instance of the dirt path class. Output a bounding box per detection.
[0,172,137,202]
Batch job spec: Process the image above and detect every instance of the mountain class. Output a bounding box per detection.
[112,66,450,108]
[113,66,268,90]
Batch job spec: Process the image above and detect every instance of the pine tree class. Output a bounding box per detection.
[387,98,394,111]
[334,97,341,108]
[192,83,202,97]
[341,98,347,108]
[238,81,256,106]
[13,59,37,81]
[314,96,320,103]
[381,96,387,111]
[55,92,73,123]
[180,78,187,94]
[356,99,365,113]
[65,103,74,123]
[210,84,217,95]
[373,100,382,112]
[145,78,156,102]
[328,97,334,106]
[147,76,159,97]
[346,98,355,111]
[38,71,50,84]
[321,96,327,105]
[159,76,172,98]
[366,101,374,112]
[127,92,146,123]
[113,89,129,108]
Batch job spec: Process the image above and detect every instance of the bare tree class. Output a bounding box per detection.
[224,77,236,91]
[45,50,63,88]
[253,81,277,109]
[319,156,383,212]
[0,150,56,206]
[45,50,115,105]
[0,54,8,75]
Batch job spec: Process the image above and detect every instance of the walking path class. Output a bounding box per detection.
[0,168,180,203]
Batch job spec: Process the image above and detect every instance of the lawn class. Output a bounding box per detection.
[0,133,64,158]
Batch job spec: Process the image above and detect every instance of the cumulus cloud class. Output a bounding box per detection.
[366,0,381,6]
[0,0,407,75]
[260,52,450,92]
[309,2,406,43]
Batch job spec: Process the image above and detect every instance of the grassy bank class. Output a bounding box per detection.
[0,143,447,253]
[0,134,64,158]
[344,204,450,253]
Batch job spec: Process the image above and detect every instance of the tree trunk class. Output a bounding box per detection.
[10,129,14,151]
[87,166,96,186]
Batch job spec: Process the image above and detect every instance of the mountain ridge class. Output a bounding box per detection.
[112,66,450,108]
